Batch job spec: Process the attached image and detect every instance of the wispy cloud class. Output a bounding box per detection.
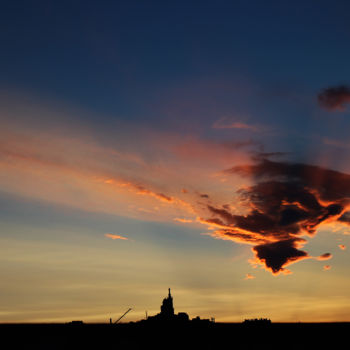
[323,138,350,149]
[212,117,259,132]
[173,218,193,223]
[317,253,332,261]
[244,273,255,280]
[0,106,224,222]
[318,85,350,111]
[171,136,254,168]
[104,179,175,203]
[104,233,128,240]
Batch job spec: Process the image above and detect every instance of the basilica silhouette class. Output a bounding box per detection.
[160,288,175,317]
[146,288,189,322]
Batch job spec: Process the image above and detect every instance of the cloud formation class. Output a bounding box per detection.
[113,180,174,203]
[317,253,332,261]
[318,85,350,111]
[202,159,350,274]
[1,96,347,277]
[212,117,259,132]
[253,238,309,274]
[104,233,128,240]
[173,218,193,223]
[337,211,350,224]
[244,273,255,280]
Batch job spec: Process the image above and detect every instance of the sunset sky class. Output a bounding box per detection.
[2,0,350,323]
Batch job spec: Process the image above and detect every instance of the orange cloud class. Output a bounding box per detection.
[103,179,196,215]
[104,233,128,240]
[317,253,332,261]
[339,244,346,250]
[244,273,255,280]
[173,218,193,223]
[323,265,331,271]
[2,109,241,231]
[115,181,174,203]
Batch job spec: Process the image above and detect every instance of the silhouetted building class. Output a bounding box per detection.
[243,318,271,325]
[67,320,84,325]
[160,288,174,317]
[143,288,215,324]
[177,312,189,322]
[146,288,189,323]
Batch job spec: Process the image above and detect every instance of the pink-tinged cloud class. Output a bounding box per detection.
[212,118,259,132]
[339,244,346,250]
[244,273,255,280]
[0,116,204,221]
[317,253,332,261]
[102,179,196,216]
[170,137,254,169]
[104,233,128,240]
[323,265,331,271]
[115,181,174,203]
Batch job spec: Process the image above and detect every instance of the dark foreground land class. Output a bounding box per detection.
[0,322,348,350]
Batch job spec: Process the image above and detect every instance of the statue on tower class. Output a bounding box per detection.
[160,288,174,318]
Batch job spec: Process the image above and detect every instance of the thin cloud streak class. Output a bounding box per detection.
[244,273,255,280]
[104,233,129,240]
[212,117,259,132]
[323,138,350,149]
[173,218,193,223]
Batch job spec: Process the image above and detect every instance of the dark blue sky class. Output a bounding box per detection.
[1,0,350,129]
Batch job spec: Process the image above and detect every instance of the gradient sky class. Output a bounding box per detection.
[2,0,350,323]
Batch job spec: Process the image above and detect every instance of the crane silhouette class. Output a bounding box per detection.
[112,308,132,324]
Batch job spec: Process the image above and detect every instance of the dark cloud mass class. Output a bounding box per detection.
[253,238,309,274]
[205,159,350,274]
[318,85,350,111]
[338,211,350,224]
